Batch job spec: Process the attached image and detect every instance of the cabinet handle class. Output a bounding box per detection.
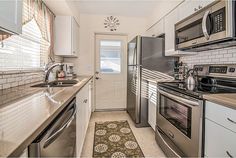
[227,118,236,124]
[167,131,174,139]
[83,99,88,103]
[226,151,234,158]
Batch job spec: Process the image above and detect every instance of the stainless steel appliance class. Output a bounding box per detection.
[63,63,74,77]
[175,0,236,51]
[29,98,76,157]
[127,35,176,127]
[156,64,236,157]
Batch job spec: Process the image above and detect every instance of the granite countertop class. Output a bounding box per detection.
[0,76,93,157]
[203,93,236,110]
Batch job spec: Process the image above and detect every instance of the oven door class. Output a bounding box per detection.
[156,88,203,157]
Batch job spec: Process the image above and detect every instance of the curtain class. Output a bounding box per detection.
[0,0,55,47]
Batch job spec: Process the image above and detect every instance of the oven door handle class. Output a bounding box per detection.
[158,89,199,106]
[202,10,211,40]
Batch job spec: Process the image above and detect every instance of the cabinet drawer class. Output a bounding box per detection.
[205,119,236,157]
[206,101,236,133]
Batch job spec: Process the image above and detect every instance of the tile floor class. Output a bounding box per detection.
[81,111,166,157]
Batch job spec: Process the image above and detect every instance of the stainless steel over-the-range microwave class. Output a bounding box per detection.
[175,0,236,51]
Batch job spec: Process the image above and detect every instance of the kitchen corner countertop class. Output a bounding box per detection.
[203,93,236,110]
[0,76,93,158]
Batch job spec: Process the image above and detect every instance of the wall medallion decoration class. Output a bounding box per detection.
[104,16,120,31]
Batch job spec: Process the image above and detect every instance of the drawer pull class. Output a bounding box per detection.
[83,99,88,103]
[226,151,234,158]
[227,118,236,124]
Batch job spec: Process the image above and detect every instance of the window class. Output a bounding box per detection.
[0,19,49,70]
[100,40,122,73]
[0,0,53,71]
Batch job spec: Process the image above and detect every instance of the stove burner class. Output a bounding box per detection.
[158,76,236,99]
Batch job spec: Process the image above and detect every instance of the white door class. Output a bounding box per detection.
[95,34,127,110]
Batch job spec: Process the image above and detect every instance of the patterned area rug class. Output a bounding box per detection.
[93,120,144,158]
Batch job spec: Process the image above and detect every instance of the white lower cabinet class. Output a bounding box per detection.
[148,101,156,130]
[76,80,92,157]
[205,119,236,157]
[148,82,157,130]
[205,101,236,157]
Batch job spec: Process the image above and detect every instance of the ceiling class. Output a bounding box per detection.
[76,0,159,17]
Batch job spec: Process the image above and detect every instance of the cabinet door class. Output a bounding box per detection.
[198,0,215,9]
[164,9,179,56]
[146,19,164,37]
[153,19,164,37]
[54,16,72,56]
[76,81,92,157]
[205,119,236,157]
[178,0,215,22]
[145,26,155,37]
[72,18,79,57]
[76,87,87,157]
[148,83,157,130]
[0,0,22,34]
[148,100,156,130]
[178,0,198,22]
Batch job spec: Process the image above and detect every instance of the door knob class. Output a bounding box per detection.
[95,77,100,80]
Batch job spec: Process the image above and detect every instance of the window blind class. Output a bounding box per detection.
[0,0,52,71]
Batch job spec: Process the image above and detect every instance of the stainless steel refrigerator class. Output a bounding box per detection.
[127,35,176,127]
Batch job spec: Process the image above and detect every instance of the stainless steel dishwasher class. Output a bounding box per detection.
[29,98,76,157]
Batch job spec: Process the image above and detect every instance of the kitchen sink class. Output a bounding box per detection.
[31,80,78,87]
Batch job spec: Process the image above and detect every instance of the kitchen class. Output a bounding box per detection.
[0,0,236,157]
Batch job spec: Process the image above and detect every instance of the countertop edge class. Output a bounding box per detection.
[7,76,93,157]
[203,94,236,110]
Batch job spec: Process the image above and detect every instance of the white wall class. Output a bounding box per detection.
[146,0,183,29]
[64,14,147,75]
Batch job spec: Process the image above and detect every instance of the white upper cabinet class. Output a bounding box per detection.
[164,9,179,56]
[0,0,22,34]
[54,16,79,57]
[178,0,215,22]
[146,19,164,37]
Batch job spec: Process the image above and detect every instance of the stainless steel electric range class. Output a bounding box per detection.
[156,64,236,157]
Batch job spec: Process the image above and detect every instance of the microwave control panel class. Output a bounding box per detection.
[211,7,225,33]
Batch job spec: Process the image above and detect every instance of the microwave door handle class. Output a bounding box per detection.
[202,10,210,40]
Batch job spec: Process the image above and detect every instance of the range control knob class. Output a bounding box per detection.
[229,67,235,73]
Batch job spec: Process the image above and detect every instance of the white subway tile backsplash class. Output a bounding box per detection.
[0,71,44,90]
[223,54,232,58]
[180,47,236,68]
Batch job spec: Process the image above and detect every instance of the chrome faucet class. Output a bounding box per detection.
[44,63,64,83]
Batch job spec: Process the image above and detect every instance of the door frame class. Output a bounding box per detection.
[94,33,128,111]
